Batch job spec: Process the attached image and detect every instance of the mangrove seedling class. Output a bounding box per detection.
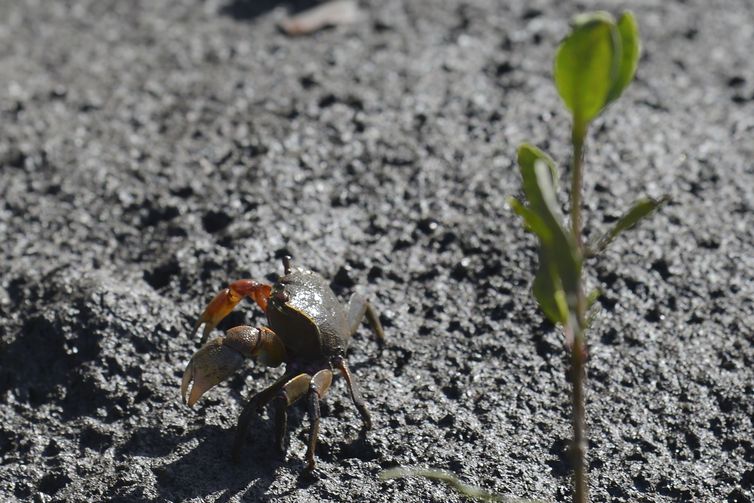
[509,10,668,503]
[381,10,668,503]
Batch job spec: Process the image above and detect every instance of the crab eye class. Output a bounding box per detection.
[272,289,290,303]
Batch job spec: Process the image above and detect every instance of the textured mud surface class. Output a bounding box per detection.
[1,0,753,502]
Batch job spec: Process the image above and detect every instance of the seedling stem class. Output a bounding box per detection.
[570,118,588,503]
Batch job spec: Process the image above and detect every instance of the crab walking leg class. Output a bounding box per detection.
[333,357,372,430]
[230,372,292,463]
[346,293,385,344]
[192,279,272,344]
[270,373,313,456]
[181,326,286,407]
[305,369,333,470]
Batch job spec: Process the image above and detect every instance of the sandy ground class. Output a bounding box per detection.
[1,0,753,501]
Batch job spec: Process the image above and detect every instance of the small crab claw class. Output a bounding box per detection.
[192,280,272,344]
[181,326,287,407]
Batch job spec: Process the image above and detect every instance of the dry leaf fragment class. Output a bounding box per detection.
[280,0,361,36]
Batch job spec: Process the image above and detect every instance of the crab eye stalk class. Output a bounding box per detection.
[282,255,293,275]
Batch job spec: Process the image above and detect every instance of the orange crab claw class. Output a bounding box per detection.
[239,280,271,312]
[192,280,271,344]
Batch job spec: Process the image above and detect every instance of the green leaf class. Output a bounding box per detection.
[533,249,569,324]
[515,145,560,226]
[511,144,582,326]
[585,289,603,329]
[588,195,670,256]
[554,12,619,125]
[508,196,550,238]
[380,467,542,503]
[517,144,558,193]
[606,11,641,104]
[586,288,602,309]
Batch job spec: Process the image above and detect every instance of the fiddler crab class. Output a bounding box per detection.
[181,257,384,470]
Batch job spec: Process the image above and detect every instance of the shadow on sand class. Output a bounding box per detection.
[151,423,285,502]
[219,0,321,21]
[147,409,335,501]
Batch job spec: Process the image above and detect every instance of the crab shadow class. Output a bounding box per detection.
[150,410,329,502]
[150,423,284,502]
[219,0,320,21]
